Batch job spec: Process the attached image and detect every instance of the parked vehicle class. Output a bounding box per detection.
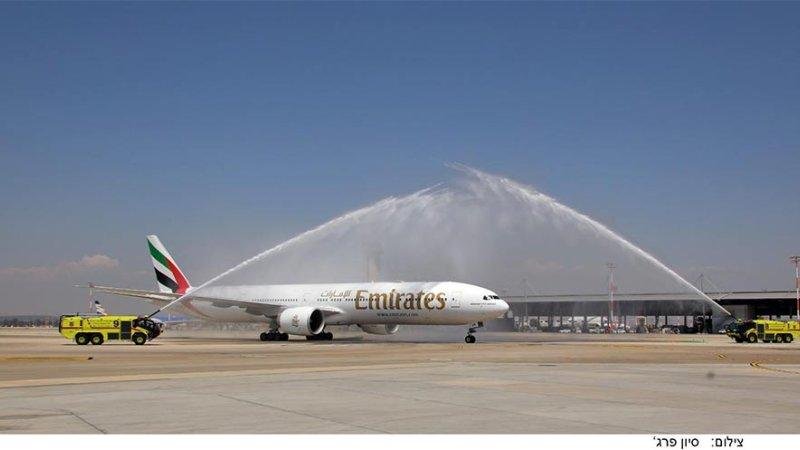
[724,320,799,343]
[587,323,603,334]
[660,324,682,334]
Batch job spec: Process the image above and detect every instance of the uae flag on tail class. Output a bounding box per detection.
[147,235,191,294]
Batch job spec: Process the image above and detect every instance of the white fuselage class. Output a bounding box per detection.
[171,281,509,326]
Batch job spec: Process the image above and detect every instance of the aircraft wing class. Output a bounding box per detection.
[77,283,179,306]
[185,295,345,318]
[76,284,345,318]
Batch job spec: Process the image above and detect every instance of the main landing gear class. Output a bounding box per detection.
[306,331,333,341]
[260,331,289,341]
[465,322,483,344]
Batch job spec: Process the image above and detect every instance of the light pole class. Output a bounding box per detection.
[607,263,616,330]
[791,256,800,320]
[523,278,528,331]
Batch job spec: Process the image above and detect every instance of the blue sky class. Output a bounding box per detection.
[1,2,798,314]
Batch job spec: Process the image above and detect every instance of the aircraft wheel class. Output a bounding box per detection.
[465,335,476,344]
[90,334,104,345]
[260,332,269,341]
[280,333,289,341]
[132,333,147,345]
[75,333,89,345]
[306,333,331,341]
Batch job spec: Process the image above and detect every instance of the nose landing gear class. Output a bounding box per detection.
[464,322,483,344]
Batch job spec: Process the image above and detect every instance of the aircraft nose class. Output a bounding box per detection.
[497,300,510,316]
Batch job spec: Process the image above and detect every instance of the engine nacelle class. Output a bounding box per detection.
[358,324,400,335]
[278,307,325,336]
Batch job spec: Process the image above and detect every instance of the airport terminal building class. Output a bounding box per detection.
[499,289,798,332]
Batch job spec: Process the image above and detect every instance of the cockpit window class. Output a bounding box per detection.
[483,295,501,300]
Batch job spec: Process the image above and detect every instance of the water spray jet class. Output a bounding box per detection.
[149,165,729,318]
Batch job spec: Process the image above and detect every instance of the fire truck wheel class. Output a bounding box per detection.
[747,333,758,343]
[785,334,793,343]
[132,333,147,345]
[90,334,104,345]
[775,335,784,343]
[75,334,89,345]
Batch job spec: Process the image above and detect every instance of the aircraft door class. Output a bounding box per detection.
[450,292,461,309]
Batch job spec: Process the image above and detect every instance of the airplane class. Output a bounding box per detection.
[82,235,510,343]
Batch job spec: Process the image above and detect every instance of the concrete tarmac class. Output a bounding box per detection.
[2,328,800,434]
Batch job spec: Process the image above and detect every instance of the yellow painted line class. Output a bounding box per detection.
[716,354,727,359]
[749,361,800,375]
[0,356,90,362]
[0,362,442,389]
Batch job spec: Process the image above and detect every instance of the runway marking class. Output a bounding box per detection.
[749,361,800,375]
[0,356,90,362]
[61,409,107,434]
[0,412,71,420]
[0,362,443,389]
[216,394,387,433]
[716,354,727,359]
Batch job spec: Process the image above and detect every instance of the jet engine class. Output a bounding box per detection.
[358,324,400,335]
[278,307,325,336]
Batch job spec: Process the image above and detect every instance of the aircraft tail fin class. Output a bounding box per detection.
[147,235,191,294]
[93,300,107,315]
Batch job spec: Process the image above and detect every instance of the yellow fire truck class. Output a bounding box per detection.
[58,314,163,345]
[724,319,800,343]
